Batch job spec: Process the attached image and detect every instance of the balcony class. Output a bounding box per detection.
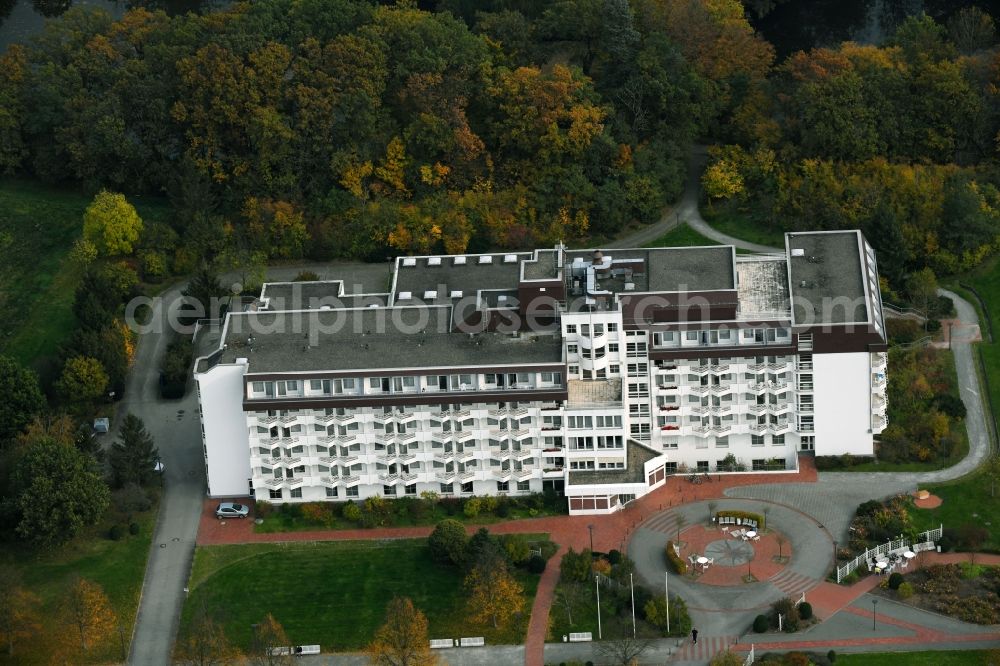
[458,470,476,482]
[514,468,534,479]
[711,364,730,373]
[748,404,766,414]
[279,414,298,424]
[319,455,337,464]
[689,385,710,395]
[660,425,680,431]
[872,375,886,389]
[748,363,765,371]
[656,384,678,391]
[543,467,564,477]
[457,450,475,462]
[378,473,400,483]
[257,414,278,425]
[711,424,732,434]
[435,471,456,482]
[690,406,708,415]
[658,405,680,411]
[709,383,732,394]
[373,412,392,423]
[873,414,887,432]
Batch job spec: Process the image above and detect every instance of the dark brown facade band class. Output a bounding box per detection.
[242,388,570,413]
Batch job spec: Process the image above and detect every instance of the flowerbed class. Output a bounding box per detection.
[892,564,1000,624]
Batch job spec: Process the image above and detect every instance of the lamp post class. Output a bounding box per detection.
[588,524,595,555]
[664,571,670,634]
[630,573,637,637]
[872,599,878,631]
[595,575,602,640]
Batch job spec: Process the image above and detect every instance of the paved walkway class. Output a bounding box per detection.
[128,262,389,665]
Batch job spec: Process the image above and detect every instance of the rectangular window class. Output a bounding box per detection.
[517,481,530,492]
[269,489,282,499]
[497,481,509,492]
[608,343,619,353]
[461,482,474,494]
[346,486,359,497]
[686,331,698,341]
[290,487,302,498]
[383,485,397,496]
[440,483,454,494]
[567,344,578,354]
[772,434,785,445]
[752,435,765,446]
[607,323,618,332]
[325,487,338,498]
[566,324,577,334]
[252,381,265,393]
[405,484,417,496]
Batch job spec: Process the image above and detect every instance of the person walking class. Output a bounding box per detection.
[691,628,698,644]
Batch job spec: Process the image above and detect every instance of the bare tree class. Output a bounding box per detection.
[776,534,787,561]
[596,621,653,666]
[248,614,291,666]
[554,582,586,627]
[707,501,718,525]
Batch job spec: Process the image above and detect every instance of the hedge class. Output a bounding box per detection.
[665,540,687,574]
[716,510,765,531]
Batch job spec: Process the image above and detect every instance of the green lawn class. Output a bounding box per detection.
[649,222,724,248]
[700,203,786,248]
[911,467,1000,552]
[836,649,998,665]
[0,179,171,367]
[181,538,549,652]
[0,496,159,664]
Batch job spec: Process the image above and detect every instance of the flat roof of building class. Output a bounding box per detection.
[567,440,661,486]
[786,231,868,325]
[215,307,564,373]
[393,254,531,305]
[565,246,735,294]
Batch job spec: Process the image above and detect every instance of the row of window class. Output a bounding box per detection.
[651,328,791,348]
[267,480,535,501]
[565,323,619,336]
[250,372,563,399]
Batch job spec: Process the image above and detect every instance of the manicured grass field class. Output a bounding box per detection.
[911,467,1000,552]
[0,498,159,664]
[0,179,170,367]
[836,649,999,665]
[700,203,786,248]
[180,538,548,652]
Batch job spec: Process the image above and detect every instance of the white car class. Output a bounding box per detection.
[215,502,250,519]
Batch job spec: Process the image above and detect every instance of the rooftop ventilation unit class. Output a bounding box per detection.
[624,283,635,291]
[454,256,467,265]
[450,290,463,298]
[498,295,508,303]
[479,255,493,264]
[424,290,438,300]
[504,254,517,263]
[402,257,416,267]
[398,291,412,300]
[791,248,805,257]
[428,257,441,266]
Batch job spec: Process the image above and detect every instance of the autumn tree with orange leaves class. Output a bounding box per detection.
[366,597,436,666]
[63,577,116,653]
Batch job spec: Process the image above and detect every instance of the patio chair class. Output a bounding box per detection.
[707,557,714,565]
[731,530,742,538]
[752,534,761,542]
[688,555,697,565]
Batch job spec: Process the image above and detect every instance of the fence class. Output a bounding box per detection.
[836,525,943,583]
[595,572,628,592]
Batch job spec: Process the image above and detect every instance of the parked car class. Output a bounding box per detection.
[216,502,249,519]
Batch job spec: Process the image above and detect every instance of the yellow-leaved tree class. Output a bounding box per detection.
[63,577,116,653]
[465,561,524,629]
[366,597,437,666]
[82,190,143,256]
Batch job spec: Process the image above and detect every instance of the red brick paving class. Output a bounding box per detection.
[676,524,791,586]
[197,458,819,665]
[913,493,943,509]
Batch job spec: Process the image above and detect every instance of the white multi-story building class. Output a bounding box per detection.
[194,230,888,515]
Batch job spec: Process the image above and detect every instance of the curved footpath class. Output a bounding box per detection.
[609,145,781,254]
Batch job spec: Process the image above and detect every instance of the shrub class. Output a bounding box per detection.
[888,572,904,590]
[440,496,462,516]
[113,484,152,514]
[503,534,531,564]
[294,270,320,281]
[665,541,687,574]
[592,558,612,576]
[797,601,813,620]
[279,502,303,519]
[463,497,482,518]
[897,582,914,599]
[753,614,769,633]
[560,548,593,583]
[495,497,511,517]
[771,597,799,632]
[141,251,168,282]
[342,501,361,522]
[715,510,765,531]
[255,501,273,518]
[301,502,331,526]
[428,519,468,566]
[480,496,498,514]
[527,554,546,574]
[828,650,837,663]
[108,524,125,540]
[608,549,622,565]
